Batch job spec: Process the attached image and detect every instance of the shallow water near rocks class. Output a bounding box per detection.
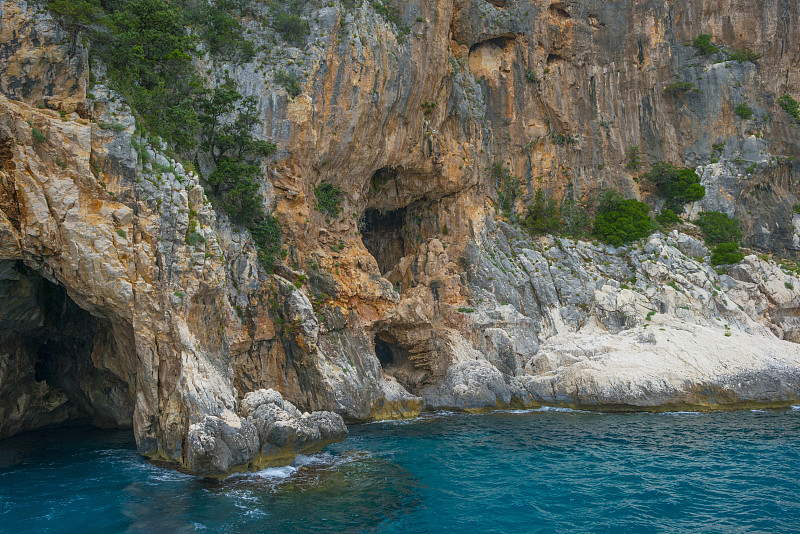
[1,407,799,533]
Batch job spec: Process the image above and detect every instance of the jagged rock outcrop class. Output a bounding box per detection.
[185,389,346,477]
[0,0,799,476]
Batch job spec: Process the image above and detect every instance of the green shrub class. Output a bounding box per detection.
[625,145,642,170]
[728,49,762,63]
[735,103,753,119]
[275,70,302,97]
[100,121,126,131]
[695,211,742,245]
[271,6,310,46]
[458,307,475,313]
[592,191,655,247]
[551,132,578,146]
[190,2,255,61]
[314,183,344,218]
[786,282,794,290]
[778,94,800,122]
[370,0,409,38]
[525,69,538,83]
[664,82,696,96]
[492,164,520,219]
[250,216,283,272]
[642,161,705,212]
[522,189,561,234]
[710,242,744,265]
[692,34,719,55]
[116,229,127,238]
[656,209,680,226]
[32,128,46,143]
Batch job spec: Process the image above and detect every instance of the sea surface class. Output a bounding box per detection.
[1,407,799,533]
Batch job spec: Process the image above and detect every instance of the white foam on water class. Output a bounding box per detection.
[293,452,333,467]
[659,411,704,417]
[494,406,593,415]
[791,405,800,411]
[252,465,297,479]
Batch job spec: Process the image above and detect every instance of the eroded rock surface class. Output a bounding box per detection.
[0,0,799,476]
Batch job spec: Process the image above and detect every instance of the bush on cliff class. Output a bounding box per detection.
[710,242,744,266]
[695,211,744,266]
[314,183,345,218]
[779,94,800,123]
[695,211,742,245]
[522,189,561,234]
[643,162,705,213]
[656,208,680,227]
[492,164,521,220]
[692,34,719,56]
[48,0,284,271]
[592,192,655,247]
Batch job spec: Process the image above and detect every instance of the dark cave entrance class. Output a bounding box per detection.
[360,207,407,276]
[373,335,411,372]
[0,261,134,440]
[373,333,427,394]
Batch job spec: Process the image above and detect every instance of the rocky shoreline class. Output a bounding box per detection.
[0,0,799,477]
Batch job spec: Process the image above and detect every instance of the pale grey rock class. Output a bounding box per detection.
[186,389,346,477]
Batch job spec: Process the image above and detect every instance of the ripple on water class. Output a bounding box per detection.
[2,410,800,533]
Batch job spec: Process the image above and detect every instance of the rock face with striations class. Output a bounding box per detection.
[0,0,799,476]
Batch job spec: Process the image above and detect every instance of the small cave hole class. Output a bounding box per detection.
[374,336,394,367]
[468,34,516,56]
[360,207,407,276]
[546,53,565,65]
[548,3,571,20]
[485,0,506,6]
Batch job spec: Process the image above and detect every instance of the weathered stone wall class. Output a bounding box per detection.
[0,0,799,476]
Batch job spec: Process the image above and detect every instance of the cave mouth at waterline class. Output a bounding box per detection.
[0,261,134,440]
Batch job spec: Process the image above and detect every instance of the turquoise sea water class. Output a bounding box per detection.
[1,407,799,533]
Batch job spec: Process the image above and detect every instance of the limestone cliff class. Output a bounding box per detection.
[0,0,799,476]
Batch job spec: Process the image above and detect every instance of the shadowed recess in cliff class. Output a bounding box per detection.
[360,208,408,276]
[0,261,134,439]
[373,334,425,393]
[548,3,571,21]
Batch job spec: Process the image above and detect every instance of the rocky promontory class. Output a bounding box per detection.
[0,0,798,476]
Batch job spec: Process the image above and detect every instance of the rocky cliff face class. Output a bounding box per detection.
[0,0,799,476]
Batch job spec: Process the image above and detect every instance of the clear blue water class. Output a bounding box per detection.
[1,407,799,533]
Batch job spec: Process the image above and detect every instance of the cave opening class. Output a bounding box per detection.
[373,333,427,394]
[548,3,571,20]
[468,35,515,57]
[0,261,134,440]
[374,337,395,367]
[360,207,408,276]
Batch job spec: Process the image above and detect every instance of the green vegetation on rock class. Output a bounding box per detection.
[664,82,696,96]
[656,208,680,227]
[728,48,762,63]
[692,34,719,56]
[522,190,591,238]
[47,0,285,271]
[643,162,705,213]
[314,183,345,218]
[695,211,744,266]
[592,192,655,247]
[735,103,753,119]
[778,94,800,123]
[492,164,520,220]
[695,211,742,245]
[710,242,744,266]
